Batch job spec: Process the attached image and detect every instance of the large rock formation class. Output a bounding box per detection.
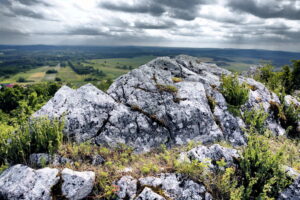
[34,55,286,152]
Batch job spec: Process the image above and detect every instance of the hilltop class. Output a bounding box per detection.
[0,55,299,200]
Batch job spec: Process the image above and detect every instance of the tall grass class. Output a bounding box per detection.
[0,117,64,165]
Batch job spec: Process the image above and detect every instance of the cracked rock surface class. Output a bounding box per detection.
[35,55,287,152]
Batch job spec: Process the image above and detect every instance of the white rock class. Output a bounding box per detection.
[115,176,137,200]
[0,164,59,200]
[61,168,95,200]
[135,187,166,200]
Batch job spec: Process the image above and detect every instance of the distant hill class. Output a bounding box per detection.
[0,45,299,69]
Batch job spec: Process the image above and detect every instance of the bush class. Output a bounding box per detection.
[0,117,64,165]
[243,106,268,134]
[46,69,58,74]
[17,77,27,83]
[282,103,300,138]
[55,77,62,81]
[220,74,249,114]
[223,133,292,199]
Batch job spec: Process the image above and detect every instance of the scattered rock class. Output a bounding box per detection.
[283,166,300,180]
[139,173,209,200]
[91,154,105,166]
[61,168,95,200]
[135,187,166,200]
[115,176,137,200]
[278,177,300,200]
[29,153,50,167]
[115,173,211,200]
[180,144,239,170]
[0,164,59,200]
[29,153,72,167]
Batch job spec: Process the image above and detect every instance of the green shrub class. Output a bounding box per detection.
[17,77,27,83]
[207,95,216,111]
[172,77,183,83]
[220,74,249,115]
[0,117,64,165]
[282,103,300,138]
[243,106,268,134]
[156,84,178,93]
[174,159,208,181]
[225,133,292,199]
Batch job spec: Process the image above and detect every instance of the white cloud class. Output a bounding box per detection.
[0,0,299,51]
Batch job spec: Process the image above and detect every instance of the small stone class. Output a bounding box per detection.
[135,187,166,200]
[61,168,95,200]
[91,155,105,165]
[115,176,137,200]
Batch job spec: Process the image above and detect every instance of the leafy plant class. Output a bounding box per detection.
[243,106,268,134]
[0,117,64,165]
[220,74,249,115]
[156,84,178,93]
[226,133,292,199]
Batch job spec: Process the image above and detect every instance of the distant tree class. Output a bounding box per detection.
[292,60,300,90]
[46,69,58,74]
[55,77,62,82]
[17,77,26,83]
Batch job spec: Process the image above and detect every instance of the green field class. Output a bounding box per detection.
[85,56,156,79]
[0,55,265,86]
[0,56,155,85]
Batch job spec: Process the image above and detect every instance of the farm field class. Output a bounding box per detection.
[85,56,156,79]
[0,65,60,84]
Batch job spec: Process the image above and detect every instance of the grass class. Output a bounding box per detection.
[87,56,155,79]
[56,66,88,82]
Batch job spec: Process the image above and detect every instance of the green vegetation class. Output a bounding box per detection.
[220,74,249,115]
[254,60,300,95]
[45,69,58,74]
[221,133,292,200]
[172,77,183,83]
[243,106,268,134]
[255,61,300,138]
[0,117,64,165]
[156,84,178,93]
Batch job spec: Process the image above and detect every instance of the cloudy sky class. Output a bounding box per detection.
[0,0,300,51]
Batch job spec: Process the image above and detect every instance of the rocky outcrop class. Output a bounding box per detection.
[278,177,300,200]
[179,144,239,170]
[61,168,95,200]
[0,164,59,200]
[34,55,287,152]
[0,165,95,200]
[115,173,212,200]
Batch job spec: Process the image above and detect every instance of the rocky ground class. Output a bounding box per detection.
[0,55,299,199]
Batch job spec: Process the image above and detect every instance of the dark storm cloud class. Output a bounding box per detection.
[100,1,165,16]
[0,0,54,20]
[134,20,176,29]
[68,27,110,36]
[10,7,47,19]
[100,0,212,20]
[227,0,300,20]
